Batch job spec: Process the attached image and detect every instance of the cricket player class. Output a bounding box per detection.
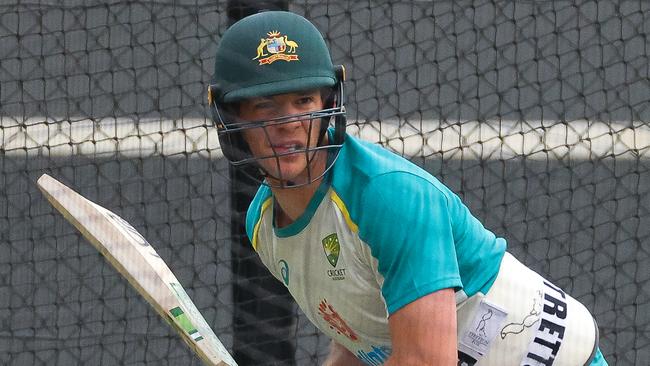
[207,10,608,366]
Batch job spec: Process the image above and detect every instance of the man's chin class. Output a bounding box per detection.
[267,172,306,186]
[266,168,322,187]
[261,152,326,186]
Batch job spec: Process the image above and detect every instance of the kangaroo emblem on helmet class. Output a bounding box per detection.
[252,38,269,60]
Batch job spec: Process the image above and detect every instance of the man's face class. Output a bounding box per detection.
[238,89,327,185]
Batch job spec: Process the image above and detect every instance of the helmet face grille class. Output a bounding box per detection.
[209,83,346,188]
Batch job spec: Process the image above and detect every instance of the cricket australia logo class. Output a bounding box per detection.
[252,30,299,65]
[322,233,346,280]
[322,233,340,267]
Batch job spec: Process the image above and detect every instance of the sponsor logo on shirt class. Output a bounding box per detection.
[318,299,359,341]
[356,345,391,366]
[278,259,289,286]
[322,233,346,280]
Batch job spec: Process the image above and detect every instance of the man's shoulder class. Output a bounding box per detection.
[331,133,456,229]
[334,133,445,197]
[247,184,272,219]
[244,184,273,241]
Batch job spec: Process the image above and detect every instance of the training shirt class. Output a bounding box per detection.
[245,131,507,365]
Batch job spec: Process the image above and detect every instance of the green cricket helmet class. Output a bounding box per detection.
[207,11,346,187]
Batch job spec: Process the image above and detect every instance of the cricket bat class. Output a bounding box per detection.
[37,173,237,366]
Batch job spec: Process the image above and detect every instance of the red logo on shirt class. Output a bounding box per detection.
[318,299,359,341]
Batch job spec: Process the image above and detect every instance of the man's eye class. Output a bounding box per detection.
[254,102,274,110]
[297,97,314,105]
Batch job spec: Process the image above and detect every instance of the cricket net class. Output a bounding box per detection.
[1,1,648,365]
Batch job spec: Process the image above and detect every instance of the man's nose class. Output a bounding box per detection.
[275,104,306,126]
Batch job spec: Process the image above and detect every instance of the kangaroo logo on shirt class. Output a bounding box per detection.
[322,233,340,267]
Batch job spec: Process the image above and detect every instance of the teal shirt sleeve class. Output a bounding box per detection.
[357,171,463,314]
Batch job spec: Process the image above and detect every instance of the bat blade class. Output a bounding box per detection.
[37,174,237,366]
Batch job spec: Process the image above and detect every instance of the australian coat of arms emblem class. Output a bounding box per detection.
[253,31,299,65]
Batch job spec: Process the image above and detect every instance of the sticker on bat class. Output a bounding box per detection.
[169,306,204,342]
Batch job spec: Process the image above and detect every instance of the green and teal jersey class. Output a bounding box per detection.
[245,131,506,363]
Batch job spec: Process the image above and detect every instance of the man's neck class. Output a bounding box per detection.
[271,177,323,228]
